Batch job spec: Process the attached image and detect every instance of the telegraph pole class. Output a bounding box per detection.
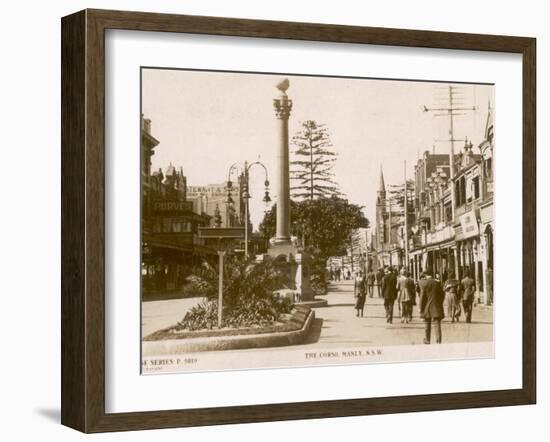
[423,85,477,220]
[403,160,409,271]
[244,160,249,258]
[388,198,392,267]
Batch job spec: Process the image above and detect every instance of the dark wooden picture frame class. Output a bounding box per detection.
[61,9,536,433]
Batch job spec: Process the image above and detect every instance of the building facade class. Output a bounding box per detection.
[186,178,246,229]
[478,104,494,304]
[405,107,494,304]
[141,116,216,295]
[409,151,454,281]
[373,103,494,305]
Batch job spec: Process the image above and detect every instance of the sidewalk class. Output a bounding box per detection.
[304,280,494,348]
[142,296,204,337]
[141,280,494,347]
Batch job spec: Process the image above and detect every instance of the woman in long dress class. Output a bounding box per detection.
[354,271,367,317]
[443,273,461,322]
[397,269,415,323]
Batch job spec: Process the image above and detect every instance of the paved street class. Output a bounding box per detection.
[142,280,493,347]
[298,280,493,349]
[142,296,204,337]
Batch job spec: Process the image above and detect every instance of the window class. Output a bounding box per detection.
[425,219,431,231]
[460,177,467,205]
[472,176,480,200]
[486,158,493,179]
[455,177,467,207]
[445,203,452,222]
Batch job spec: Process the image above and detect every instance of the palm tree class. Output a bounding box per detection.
[179,257,292,329]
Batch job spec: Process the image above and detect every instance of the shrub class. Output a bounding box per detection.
[177,258,294,330]
[308,250,329,295]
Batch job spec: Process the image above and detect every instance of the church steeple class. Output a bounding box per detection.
[378,165,386,196]
[376,164,387,251]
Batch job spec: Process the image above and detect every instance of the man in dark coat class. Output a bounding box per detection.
[486,268,494,306]
[418,270,445,344]
[366,271,376,298]
[460,271,476,323]
[353,271,367,317]
[375,268,384,297]
[381,268,398,323]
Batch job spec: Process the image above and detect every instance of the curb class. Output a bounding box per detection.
[143,307,315,355]
[296,298,329,308]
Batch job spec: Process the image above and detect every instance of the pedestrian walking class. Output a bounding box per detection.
[366,271,375,297]
[415,275,422,313]
[353,271,367,317]
[375,268,384,297]
[460,271,476,323]
[329,268,334,282]
[486,267,494,305]
[397,269,415,323]
[335,268,341,282]
[443,273,461,322]
[418,270,445,344]
[442,269,448,285]
[382,267,398,323]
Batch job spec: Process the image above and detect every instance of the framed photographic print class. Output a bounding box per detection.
[61,9,536,433]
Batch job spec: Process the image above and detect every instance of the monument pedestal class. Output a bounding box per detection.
[264,241,315,302]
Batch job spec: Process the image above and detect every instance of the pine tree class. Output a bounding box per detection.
[290,120,340,200]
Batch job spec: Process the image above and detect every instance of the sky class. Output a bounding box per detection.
[142,68,493,231]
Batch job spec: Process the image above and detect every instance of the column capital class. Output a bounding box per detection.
[273,96,293,120]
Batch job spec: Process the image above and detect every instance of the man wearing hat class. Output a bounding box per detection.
[418,270,445,344]
[397,268,416,323]
[381,267,398,323]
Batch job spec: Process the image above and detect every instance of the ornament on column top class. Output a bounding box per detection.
[273,78,292,119]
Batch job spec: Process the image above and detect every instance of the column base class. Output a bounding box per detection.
[263,243,315,302]
[269,236,293,246]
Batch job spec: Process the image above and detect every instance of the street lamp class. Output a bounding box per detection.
[226,160,271,259]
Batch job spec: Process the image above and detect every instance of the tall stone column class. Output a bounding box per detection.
[265,79,318,304]
[272,79,293,245]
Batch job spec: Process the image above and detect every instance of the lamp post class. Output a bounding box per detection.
[217,249,225,327]
[226,160,271,259]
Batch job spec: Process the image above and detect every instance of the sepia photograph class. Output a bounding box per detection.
[140,68,495,374]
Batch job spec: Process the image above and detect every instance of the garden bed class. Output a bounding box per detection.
[144,305,311,341]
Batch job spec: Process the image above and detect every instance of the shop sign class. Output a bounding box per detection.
[459,211,479,239]
[480,204,493,224]
[152,200,194,214]
[187,185,227,198]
